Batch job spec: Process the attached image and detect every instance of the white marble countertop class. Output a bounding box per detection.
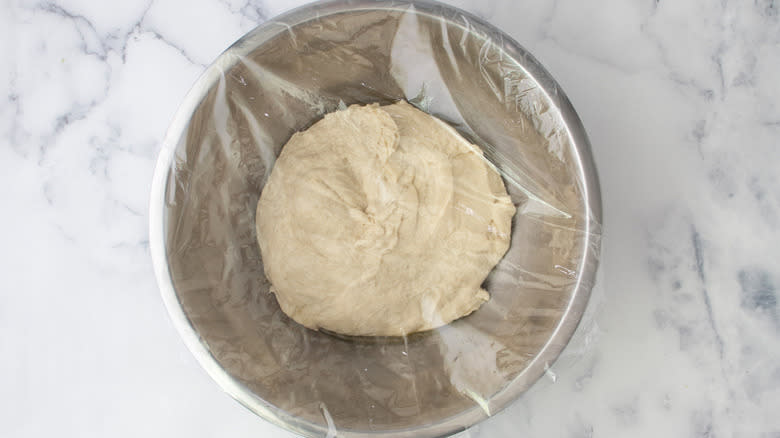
[3,0,779,436]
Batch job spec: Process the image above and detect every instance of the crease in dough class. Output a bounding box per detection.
[256,101,515,336]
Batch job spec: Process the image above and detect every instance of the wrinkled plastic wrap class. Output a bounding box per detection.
[151,1,602,437]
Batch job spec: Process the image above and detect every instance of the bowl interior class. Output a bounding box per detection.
[156,1,600,437]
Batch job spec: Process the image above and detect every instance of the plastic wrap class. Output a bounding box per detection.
[149,1,602,437]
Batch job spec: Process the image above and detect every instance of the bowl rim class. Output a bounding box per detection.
[149,1,602,437]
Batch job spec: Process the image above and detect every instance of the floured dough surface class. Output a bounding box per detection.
[256,101,515,336]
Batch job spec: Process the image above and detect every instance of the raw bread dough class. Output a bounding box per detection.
[256,101,515,336]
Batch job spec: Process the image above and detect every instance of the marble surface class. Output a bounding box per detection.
[2,0,779,436]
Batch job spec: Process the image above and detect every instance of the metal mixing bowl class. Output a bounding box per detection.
[150,1,602,436]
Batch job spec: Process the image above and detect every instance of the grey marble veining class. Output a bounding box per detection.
[1,0,778,437]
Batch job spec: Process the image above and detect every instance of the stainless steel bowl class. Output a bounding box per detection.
[150,1,602,437]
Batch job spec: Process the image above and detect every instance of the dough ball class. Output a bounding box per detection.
[256,101,515,336]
